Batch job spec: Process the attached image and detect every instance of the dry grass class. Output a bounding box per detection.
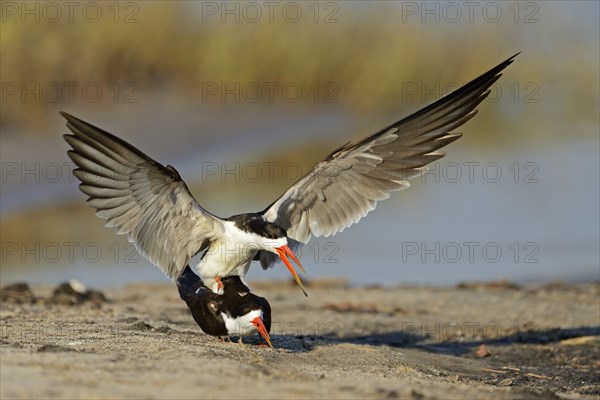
[2,2,596,135]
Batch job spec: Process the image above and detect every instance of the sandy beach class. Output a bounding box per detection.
[1,279,598,399]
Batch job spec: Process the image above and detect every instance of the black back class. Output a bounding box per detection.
[227,213,286,239]
[176,266,271,337]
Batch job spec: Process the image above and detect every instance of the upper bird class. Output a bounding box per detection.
[62,54,517,296]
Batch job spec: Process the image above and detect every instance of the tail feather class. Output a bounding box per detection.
[176,266,204,302]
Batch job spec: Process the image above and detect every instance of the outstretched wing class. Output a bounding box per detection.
[62,112,223,280]
[261,54,518,265]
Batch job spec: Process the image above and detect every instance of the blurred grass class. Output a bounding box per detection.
[1,2,597,135]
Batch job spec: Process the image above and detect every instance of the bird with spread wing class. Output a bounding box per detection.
[63,54,517,296]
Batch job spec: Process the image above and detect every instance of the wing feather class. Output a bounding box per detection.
[261,54,518,267]
[61,112,223,280]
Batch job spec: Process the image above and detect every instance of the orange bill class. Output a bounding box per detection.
[251,317,273,348]
[275,245,308,297]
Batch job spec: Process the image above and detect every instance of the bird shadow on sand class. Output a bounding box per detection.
[265,325,600,355]
[406,325,600,356]
[254,330,424,353]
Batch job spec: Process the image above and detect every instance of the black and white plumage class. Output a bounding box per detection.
[62,54,517,296]
[177,266,272,346]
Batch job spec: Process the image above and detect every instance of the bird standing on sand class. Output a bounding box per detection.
[62,54,517,297]
[177,266,272,346]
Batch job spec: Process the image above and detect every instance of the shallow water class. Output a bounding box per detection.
[1,110,598,288]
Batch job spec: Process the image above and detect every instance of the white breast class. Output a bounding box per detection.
[221,309,263,336]
[195,221,287,292]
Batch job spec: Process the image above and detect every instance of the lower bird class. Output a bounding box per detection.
[177,266,272,347]
[62,53,517,296]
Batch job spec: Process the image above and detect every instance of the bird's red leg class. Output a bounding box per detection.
[215,275,224,290]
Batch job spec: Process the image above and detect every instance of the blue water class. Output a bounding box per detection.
[1,111,598,288]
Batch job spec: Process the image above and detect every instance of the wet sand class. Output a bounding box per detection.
[1,280,599,399]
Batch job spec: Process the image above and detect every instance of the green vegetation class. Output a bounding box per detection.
[2,2,596,135]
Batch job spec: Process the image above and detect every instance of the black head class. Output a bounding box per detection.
[259,222,287,240]
[229,214,287,239]
[220,275,271,332]
[220,275,251,295]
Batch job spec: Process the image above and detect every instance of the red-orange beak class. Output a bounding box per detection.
[251,317,272,348]
[275,245,307,297]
